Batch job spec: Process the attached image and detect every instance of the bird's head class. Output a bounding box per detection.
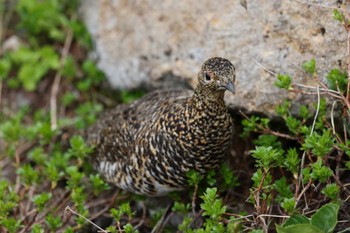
[197,57,236,96]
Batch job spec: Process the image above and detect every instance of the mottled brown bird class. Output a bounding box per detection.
[87,57,236,196]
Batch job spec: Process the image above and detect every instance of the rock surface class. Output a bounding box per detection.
[80,0,346,116]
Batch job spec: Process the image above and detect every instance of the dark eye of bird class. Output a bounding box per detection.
[205,72,211,81]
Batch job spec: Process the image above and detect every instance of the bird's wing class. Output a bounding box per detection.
[86,89,193,159]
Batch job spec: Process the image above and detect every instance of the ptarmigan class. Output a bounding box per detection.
[87,57,236,196]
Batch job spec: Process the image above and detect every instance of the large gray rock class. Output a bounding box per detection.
[80,0,346,116]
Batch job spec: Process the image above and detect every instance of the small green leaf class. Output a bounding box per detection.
[284,214,309,227]
[123,223,137,233]
[0,217,22,233]
[322,183,340,200]
[286,116,301,134]
[186,169,203,186]
[254,135,282,149]
[302,129,335,157]
[69,20,93,49]
[18,63,46,91]
[280,197,296,214]
[302,167,311,184]
[119,202,134,220]
[89,174,110,196]
[0,200,18,217]
[45,162,63,188]
[241,115,260,137]
[219,163,239,189]
[206,170,217,187]
[45,213,62,231]
[38,46,59,69]
[68,135,94,160]
[310,203,339,233]
[276,224,323,233]
[326,68,348,93]
[172,202,190,214]
[31,223,45,233]
[299,105,309,119]
[75,102,103,129]
[310,159,333,183]
[71,187,87,206]
[33,193,52,211]
[275,74,292,90]
[178,216,193,232]
[276,100,291,117]
[61,92,76,106]
[119,90,146,104]
[66,166,84,188]
[200,188,226,220]
[61,56,77,78]
[16,164,39,186]
[274,177,293,203]
[302,59,316,75]
[284,148,300,174]
[28,147,47,165]
[250,146,284,168]
[251,168,272,187]
[10,47,39,63]
[0,56,12,79]
[333,9,344,22]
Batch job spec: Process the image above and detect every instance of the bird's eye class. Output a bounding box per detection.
[204,72,211,81]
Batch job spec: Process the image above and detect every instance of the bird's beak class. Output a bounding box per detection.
[225,81,235,94]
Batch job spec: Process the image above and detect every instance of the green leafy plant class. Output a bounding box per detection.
[33,193,52,212]
[240,10,350,230]
[276,203,339,233]
[199,188,226,232]
[107,203,138,232]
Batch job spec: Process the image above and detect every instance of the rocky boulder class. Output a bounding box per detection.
[80,0,347,116]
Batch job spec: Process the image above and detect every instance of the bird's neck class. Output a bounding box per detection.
[190,87,227,113]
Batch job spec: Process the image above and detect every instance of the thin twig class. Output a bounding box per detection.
[89,191,119,220]
[310,86,320,134]
[25,186,36,216]
[293,82,342,96]
[262,128,298,140]
[257,214,290,219]
[64,206,108,233]
[347,20,350,104]
[252,58,277,76]
[225,213,254,221]
[344,194,350,202]
[192,184,198,214]
[19,211,39,233]
[331,100,340,135]
[151,202,174,233]
[189,209,204,229]
[297,86,320,209]
[338,227,350,233]
[19,208,38,223]
[134,201,147,230]
[50,28,74,131]
[257,214,268,233]
[296,180,312,203]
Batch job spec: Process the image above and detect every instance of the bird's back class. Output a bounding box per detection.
[87,89,192,146]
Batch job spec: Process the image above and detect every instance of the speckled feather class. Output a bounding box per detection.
[87,57,236,196]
